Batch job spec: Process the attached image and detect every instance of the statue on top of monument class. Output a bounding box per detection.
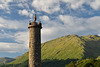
[34,14,36,22]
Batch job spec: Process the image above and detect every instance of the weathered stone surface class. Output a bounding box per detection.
[28,20,42,67]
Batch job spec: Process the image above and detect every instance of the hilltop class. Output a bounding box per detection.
[0,35,100,67]
[42,35,100,60]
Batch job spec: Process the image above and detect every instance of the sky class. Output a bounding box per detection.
[0,0,100,58]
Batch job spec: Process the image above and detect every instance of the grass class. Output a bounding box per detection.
[1,34,100,67]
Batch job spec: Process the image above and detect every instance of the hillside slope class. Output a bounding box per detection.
[8,52,29,64]
[0,57,15,65]
[42,35,100,60]
[81,35,100,58]
[42,35,85,60]
[1,35,100,67]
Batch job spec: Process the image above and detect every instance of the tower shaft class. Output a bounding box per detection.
[28,20,42,67]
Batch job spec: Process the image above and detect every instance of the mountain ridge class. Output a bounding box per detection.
[0,57,15,65]
[0,34,100,67]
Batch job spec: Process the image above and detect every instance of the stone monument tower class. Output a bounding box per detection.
[28,14,42,67]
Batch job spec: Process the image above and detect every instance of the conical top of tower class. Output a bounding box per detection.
[34,14,36,22]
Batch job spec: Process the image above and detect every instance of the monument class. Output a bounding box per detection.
[28,14,42,67]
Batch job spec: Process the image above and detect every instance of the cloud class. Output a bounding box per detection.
[18,3,29,8]
[0,17,28,29]
[98,34,100,36]
[90,0,100,10]
[14,31,29,49]
[59,15,100,34]
[0,24,4,27]
[0,30,29,53]
[0,0,30,14]
[32,0,60,14]
[62,0,85,9]
[0,42,25,53]
[0,17,29,53]
[59,15,85,30]
[39,15,50,21]
[0,33,13,39]
[31,0,100,14]
[63,0,100,10]
[0,15,100,53]
[0,0,100,15]
[40,15,100,42]
[86,16,100,32]
[0,31,29,53]
[0,0,13,10]
[15,0,29,8]
[18,9,35,18]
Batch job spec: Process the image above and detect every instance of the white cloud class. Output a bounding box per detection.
[14,31,29,49]
[15,0,28,3]
[31,0,100,14]
[62,0,84,9]
[90,0,100,10]
[0,0,100,15]
[18,3,29,8]
[0,15,100,53]
[0,17,28,29]
[18,9,35,18]
[0,0,13,10]
[0,33,13,39]
[40,15,100,42]
[15,0,29,8]
[59,15,86,31]
[0,31,29,53]
[86,16,100,32]
[0,42,25,53]
[39,15,50,21]
[32,0,60,13]
[62,0,100,10]
[19,9,29,16]
[0,24,4,27]
[0,0,30,14]
[59,15,100,34]
[98,34,100,36]
[0,17,29,53]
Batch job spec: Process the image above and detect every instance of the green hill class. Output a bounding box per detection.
[0,52,29,67]
[8,52,29,64]
[0,57,15,65]
[42,35,100,60]
[0,35,100,67]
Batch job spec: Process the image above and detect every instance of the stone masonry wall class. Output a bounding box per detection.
[29,22,41,67]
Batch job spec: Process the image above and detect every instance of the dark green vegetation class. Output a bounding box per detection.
[0,57,15,65]
[0,35,100,67]
[66,58,100,67]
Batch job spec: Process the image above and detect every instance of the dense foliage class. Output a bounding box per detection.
[66,58,100,67]
[0,60,28,67]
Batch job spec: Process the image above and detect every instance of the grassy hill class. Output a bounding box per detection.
[8,52,29,64]
[0,35,100,67]
[0,57,15,65]
[42,35,100,60]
